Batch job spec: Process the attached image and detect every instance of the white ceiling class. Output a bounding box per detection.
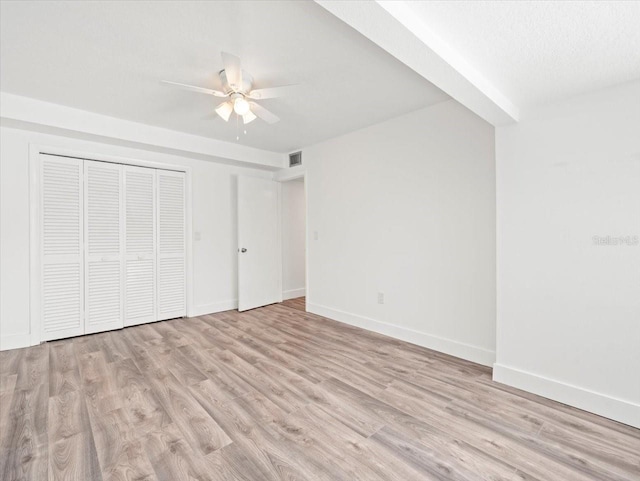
[0,0,449,153]
[404,1,640,109]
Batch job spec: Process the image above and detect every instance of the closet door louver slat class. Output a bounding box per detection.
[84,161,124,334]
[157,170,186,320]
[124,166,157,326]
[41,155,84,341]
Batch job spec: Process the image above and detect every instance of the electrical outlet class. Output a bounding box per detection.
[194,231,201,241]
[377,292,385,304]
[314,231,319,241]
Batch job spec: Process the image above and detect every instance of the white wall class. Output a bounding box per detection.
[0,126,272,350]
[495,81,640,428]
[304,100,497,365]
[281,179,306,300]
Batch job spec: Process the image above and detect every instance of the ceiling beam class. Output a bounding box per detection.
[315,0,519,126]
[0,92,287,169]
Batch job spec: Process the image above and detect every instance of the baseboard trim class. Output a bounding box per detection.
[0,333,31,351]
[283,288,306,300]
[190,299,238,318]
[307,302,495,367]
[493,363,640,428]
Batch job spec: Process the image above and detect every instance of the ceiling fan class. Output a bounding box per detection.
[161,52,294,125]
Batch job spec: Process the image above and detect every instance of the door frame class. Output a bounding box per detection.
[28,143,194,347]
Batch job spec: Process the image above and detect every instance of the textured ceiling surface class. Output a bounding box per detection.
[405,0,640,109]
[0,0,449,152]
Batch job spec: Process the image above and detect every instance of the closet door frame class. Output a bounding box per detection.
[28,144,193,347]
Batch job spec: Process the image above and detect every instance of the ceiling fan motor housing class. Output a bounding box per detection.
[219,69,253,94]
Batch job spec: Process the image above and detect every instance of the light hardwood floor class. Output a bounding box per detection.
[1,298,639,480]
[281,296,306,312]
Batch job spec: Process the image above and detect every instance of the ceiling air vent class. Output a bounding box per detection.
[289,151,302,167]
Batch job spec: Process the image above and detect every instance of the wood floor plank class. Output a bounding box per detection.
[204,441,293,481]
[0,404,48,481]
[445,401,636,481]
[165,348,208,386]
[537,420,640,477]
[300,403,440,481]
[48,391,89,442]
[378,380,622,481]
[87,407,156,481]
[77,350,123,417]
[110,357,173,438]
[199,316,328,384]
[73,334,103,357]
[191,380,325,481]
[478,377,640,441]
[140,358,232,456]
[178,344,254,399]
[0,348,24,376]
[276,340,389,398]
[269,408,387,481]
[0,373,18,393]
[118,384,171,438]
[207,348,308,414]
[2,381,49,480]
[281,297,306,312]
[143,422,220,481]
[1,297,638,481]
[0,386,16,432]
[149,321,190,349]
[48,430,102,481]
[96,333,130,365]
[14,344,48,391]
[48,342,81,398]
[321,378,535,480]
[370,425,527,481]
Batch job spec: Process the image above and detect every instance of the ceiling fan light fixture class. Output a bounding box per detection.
[242,110,257,124]
[162,52,286,127]
[215,101,233,122]
[233,97,250,115]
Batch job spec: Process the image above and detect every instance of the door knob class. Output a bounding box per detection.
[240,248,247,253]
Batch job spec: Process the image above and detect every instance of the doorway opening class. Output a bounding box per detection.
[280,176,306,312]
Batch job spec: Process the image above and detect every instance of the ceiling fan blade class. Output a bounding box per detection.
[161,80,226,97]
[248,85,299,100]
[221,52,242,91]
[249,102,280,124]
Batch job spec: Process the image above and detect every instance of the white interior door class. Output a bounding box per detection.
[157,170,186,320]
[84,160,124,334]
[237,176,281,311]
[40,154,85,341]
[124,166,157,326]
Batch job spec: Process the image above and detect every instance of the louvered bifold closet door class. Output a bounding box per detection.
[157,170,186,320]
[124,166,156,326]
[84,161,124,334]
[40,155,85,341]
